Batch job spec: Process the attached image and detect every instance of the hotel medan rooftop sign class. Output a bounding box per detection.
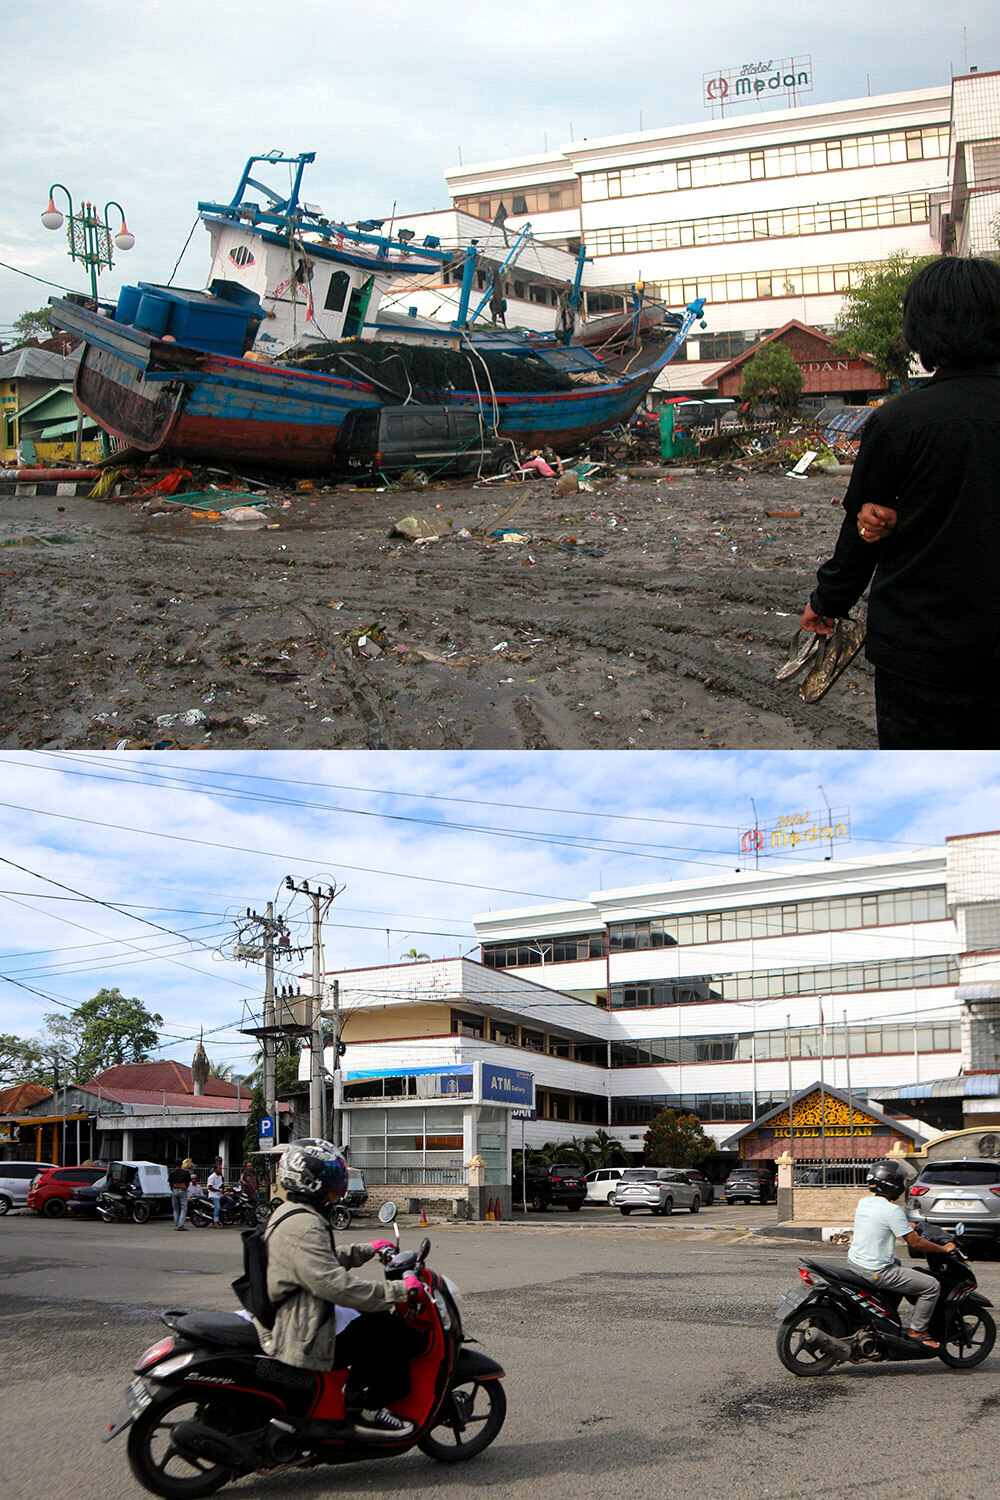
[703,56,814,111]
[739,809,849,857]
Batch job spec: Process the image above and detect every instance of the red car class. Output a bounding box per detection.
[27,1165,107,1218]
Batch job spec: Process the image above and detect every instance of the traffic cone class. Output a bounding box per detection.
[419,1206,427,1226]
[494,1196,502,1221]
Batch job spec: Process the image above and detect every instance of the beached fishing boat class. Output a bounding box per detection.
[49,152,705,470]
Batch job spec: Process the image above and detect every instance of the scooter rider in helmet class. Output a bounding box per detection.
[848,1160,956,1349]
[257,1139,425,1439]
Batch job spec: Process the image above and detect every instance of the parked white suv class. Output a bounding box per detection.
[584,1167,628,1205]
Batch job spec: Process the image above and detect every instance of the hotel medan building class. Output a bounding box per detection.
[326,831,1000,1184]
[443,70,1000,395]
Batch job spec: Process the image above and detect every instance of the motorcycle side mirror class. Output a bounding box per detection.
[379,1200,400,1242]
[418,1235,431,1261]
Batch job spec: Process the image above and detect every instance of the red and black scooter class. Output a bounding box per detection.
[103,1202,506,1496]
[777,1219,995,1375]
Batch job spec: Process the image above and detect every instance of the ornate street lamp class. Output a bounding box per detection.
[41,183,135,302]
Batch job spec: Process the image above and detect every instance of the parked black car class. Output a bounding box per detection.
[724,1165,776,1204]
[334,404,511,483]
[523,1161,587,1212]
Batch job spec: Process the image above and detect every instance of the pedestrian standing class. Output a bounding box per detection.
[240,1163,259,1203]
[207,1156,225,1227]
[798,255,1000,748]
[168,1160,191,1230]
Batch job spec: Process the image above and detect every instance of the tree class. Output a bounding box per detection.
[41,987,163,1082]
[243,1082,267,1163]
[244,1035,306,1097]
[403,948,429,959]
[835,251,936,391]
[642,1108,715,1168]
[0,1033,45,1089]
[580,1128,630,1169]
[738,342,804,414]
[11,307,51,343]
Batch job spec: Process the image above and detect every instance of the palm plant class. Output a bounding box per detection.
[581,1128,631,1168]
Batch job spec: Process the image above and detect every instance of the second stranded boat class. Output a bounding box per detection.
[49,151,706,472]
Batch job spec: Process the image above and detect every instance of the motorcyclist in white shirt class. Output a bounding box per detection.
[848,1161,955,1349]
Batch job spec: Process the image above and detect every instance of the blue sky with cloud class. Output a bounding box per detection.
[3,748,1000,1073]
[1,0,994,333]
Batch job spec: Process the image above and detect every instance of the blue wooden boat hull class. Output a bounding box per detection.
[51,296,703,470]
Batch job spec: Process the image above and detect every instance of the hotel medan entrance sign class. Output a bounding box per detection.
[761,1091,890,1140]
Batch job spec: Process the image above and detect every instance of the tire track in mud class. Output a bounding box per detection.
[491,606,872,748]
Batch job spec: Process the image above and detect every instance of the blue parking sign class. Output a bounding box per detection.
[258,1116,275,1147]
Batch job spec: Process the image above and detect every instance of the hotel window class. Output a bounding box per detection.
[578,124,950,202]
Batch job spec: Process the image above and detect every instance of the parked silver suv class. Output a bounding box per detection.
[613,1167,701,1216]
[907,1159,1000,1247]
[0,1161,50,1214]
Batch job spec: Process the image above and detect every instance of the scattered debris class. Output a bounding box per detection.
[390,513,440,542]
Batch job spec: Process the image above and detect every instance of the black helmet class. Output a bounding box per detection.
[277,1138,349,1203]
[867,1161,906,1200]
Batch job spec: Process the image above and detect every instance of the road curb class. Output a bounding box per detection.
[752,1223,853,1243]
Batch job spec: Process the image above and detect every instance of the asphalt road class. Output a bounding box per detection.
[2,1209,999,1500]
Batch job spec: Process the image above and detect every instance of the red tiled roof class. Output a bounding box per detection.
[88,1061,241,1097]
[0,1082,52,1113]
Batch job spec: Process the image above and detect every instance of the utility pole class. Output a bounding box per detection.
[263,902,276,1126]
[233,902,296,1166]
[285,878,342,1139]
[331,978,342,1145]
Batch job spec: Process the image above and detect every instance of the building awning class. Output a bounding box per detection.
[868,1075,1000,1102]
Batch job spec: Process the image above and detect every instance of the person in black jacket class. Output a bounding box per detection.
[799,256,1000,748]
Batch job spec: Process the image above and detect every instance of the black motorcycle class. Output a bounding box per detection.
[97,1173,150,1225]
[103,1202,506,1497]
[777,1220,996,1374]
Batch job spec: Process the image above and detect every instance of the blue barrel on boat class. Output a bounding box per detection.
[135,290,171,336]
[115,286,142,325]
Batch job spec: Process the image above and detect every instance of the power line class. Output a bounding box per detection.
[0,798,582,903]
[32,748,928,852]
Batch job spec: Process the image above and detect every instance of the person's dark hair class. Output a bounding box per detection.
[903,256,1000,370]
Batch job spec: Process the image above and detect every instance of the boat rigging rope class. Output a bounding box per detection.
[166,219,201,287]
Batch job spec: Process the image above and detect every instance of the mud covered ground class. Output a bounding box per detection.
[0,467,872,750]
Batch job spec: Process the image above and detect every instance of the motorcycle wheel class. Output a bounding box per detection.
[417,1378,507,1462]
[127,1390,247,1498]
[132,1201,152,1225]
[241,1206,257,1227]
[218,1205,237,1228]
[330,1204,351,1231]
[776,1305,847,1376]
[188,1205,210,1228]
[938,1307,997,1368]
[254,1201,271,1224]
